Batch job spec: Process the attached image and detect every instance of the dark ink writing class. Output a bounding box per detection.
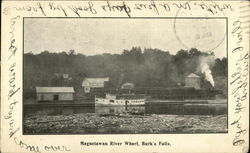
[134,0,159,15]
[7,1,236,18]
[231,116,247,146]
[9,16,20,59]
[14,137,41,153]
[159,3,171,12]
[68,1,97,17]
[44,145,71,152]
[4,99,19,138]
[8,62,20,100]
[194,2,233,14]
[232,20,243,47]
[14,2,46,16]
[49,2,67,16]
[101,1,131,17]
[172,2,191,10]
[230,19,248,146]
[230,53,249,114]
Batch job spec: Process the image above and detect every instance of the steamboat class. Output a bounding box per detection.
[95,93,145,106]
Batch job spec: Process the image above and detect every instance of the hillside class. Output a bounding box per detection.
[24,47,227,99]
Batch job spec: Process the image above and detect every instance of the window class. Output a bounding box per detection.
[40,95,44,101]
[110,108,114,113]
[54,95,59,101]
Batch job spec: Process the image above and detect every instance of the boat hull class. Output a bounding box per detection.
[95,97,145,106]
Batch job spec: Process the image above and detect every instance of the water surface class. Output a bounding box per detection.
[24,102,227,116]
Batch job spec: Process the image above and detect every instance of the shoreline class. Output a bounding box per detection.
[24,113,228,134]
[23,99,227,107]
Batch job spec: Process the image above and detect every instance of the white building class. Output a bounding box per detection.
[36,87,74,101]
[185,73,201,89]
[121,82,134,89]
[82,77,109,93]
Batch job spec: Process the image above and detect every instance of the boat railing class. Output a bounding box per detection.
[95,94,146,99]
[116,94,145,99]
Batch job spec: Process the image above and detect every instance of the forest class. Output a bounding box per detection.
[24,47,227,99]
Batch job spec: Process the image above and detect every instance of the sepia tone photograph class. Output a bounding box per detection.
[23,18,228,134]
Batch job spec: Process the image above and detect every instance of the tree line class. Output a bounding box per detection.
[24,47,227,98]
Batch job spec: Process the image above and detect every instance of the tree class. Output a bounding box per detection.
[23,47,228,99]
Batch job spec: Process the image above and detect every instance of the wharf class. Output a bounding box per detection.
[24,102,94,108]
[24,99,227,108]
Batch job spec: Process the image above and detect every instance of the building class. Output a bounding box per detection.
[185,73,201,89]
[82,77,109,93]
[62,73,69,79]
[54,73,70,79]
[36,87,74,101]
[121,82,134,89]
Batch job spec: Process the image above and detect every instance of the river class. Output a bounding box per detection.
[24,102,227,117]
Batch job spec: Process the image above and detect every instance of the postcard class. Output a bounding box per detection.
[1,0,249,153]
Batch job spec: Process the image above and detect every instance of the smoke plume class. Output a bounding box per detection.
[199,56,215,87]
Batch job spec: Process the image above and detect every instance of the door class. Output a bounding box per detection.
[40,95,44,101]
[54,94,59,101]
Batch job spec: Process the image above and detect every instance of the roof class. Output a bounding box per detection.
[54,73,69,79]
[186,73,200,78]
[62,73,69,79]
[122,82,134,86]
[121,82,135,89]
[82,77,109,88]
[36,87,74,93]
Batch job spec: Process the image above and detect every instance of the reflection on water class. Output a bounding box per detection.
[24,103,227,116]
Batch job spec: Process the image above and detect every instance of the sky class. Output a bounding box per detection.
[24,18,227,58]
